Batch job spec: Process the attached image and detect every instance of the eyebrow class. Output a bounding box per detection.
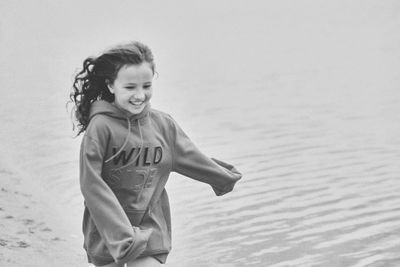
[124,81,152,85]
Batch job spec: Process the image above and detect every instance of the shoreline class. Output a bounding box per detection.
[0,161,86,267]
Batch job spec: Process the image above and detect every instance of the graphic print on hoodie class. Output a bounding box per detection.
[80,100,242,266]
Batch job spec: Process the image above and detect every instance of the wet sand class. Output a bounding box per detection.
[0,163,85,267]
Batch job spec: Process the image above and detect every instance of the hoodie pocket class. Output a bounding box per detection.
[141,204,171,251]
[124,209,146,227]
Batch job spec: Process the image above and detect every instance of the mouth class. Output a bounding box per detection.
[130,101,144,107]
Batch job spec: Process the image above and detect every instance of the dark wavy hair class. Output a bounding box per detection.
[69,41,156,135]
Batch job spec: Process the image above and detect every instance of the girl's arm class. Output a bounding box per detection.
[169,117,242,195]
[80,131,152,265]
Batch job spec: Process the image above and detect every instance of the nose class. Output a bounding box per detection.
[132,88,145,101]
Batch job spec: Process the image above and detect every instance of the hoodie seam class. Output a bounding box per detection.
[164,114,177,171]
[84,134,101,147]
[149,111,174,171]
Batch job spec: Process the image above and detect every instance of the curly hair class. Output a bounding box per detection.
[69,41,156,135]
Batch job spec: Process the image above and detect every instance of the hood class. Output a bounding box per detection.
[89,100,151,122]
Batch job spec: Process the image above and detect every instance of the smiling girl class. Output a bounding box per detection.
[70,41,242,267]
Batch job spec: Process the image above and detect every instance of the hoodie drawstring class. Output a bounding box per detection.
[104,117,132,164]
[104,117,144,170]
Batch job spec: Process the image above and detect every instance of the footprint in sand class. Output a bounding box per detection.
[52,237,65,242]
[0,169,13,175]
[17,241,29,248]
[22,219,34,225]
[16,230,28,235]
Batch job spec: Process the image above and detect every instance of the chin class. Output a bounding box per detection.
[129,107,145,115]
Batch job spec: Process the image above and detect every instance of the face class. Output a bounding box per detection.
[107,63,153,116]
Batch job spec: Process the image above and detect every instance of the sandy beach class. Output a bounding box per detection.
[0,161,85,267]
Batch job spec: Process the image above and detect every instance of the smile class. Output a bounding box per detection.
[130,101,144,106]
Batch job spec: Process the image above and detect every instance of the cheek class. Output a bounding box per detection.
[145,90,153,100]
[117,89,130,99]
[114,91,130,104]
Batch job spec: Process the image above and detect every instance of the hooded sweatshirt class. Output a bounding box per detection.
[80,100,242,266]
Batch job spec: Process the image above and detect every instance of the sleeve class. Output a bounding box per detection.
[80,132,152,264]
[169,118,242,196]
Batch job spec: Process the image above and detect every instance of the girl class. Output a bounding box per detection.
[70,41,242,267]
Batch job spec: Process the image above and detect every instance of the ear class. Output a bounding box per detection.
[106,80,114,94]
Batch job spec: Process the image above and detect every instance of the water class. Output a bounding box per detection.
[1,1,400,266]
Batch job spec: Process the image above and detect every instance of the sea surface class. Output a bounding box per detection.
[1,1,400,266]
